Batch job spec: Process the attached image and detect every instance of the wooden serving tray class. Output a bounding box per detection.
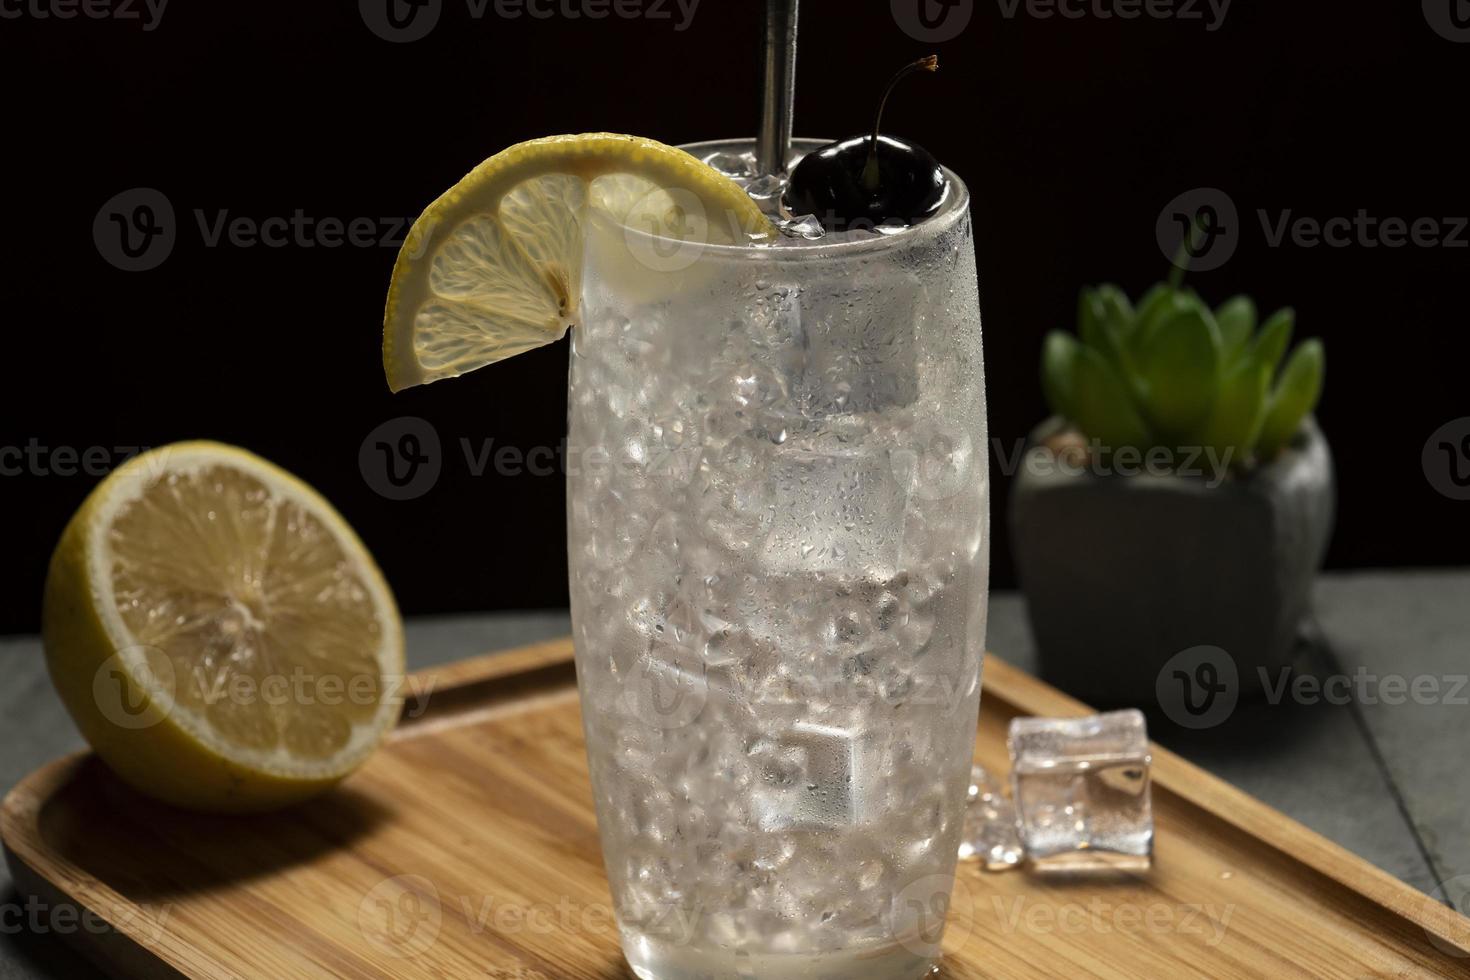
[5,640,1468,979]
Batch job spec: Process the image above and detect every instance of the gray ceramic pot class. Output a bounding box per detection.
[1008,417,1335,705]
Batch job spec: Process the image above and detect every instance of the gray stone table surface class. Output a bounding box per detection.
[0,573,1465,977]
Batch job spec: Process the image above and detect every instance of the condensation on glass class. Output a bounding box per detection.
[566,139,990,980]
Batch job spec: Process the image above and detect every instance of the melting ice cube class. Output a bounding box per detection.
[958,764,1023,870]
[1008,710,1153,872]
[752,721,873,831]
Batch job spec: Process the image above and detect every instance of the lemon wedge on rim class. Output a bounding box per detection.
[382,132,775,392]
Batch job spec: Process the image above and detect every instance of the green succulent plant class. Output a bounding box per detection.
[1041,280,1324,469]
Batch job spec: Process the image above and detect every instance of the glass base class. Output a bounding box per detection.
[623,930,937,980]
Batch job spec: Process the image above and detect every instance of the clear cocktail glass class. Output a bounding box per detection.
[567,138,989,980]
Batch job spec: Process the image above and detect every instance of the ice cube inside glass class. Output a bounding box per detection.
[1007,709,1153,872]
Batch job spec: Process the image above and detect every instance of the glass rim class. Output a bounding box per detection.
[598,136,971,261]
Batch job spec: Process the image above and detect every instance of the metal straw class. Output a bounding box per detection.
[757,0,799,176]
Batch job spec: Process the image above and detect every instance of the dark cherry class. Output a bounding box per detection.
[784,55,948,232]
[785,134,945,231]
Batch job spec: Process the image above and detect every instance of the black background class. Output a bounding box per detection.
[1,0,1465,634]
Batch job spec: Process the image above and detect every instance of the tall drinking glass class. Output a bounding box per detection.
[567,138,989,980]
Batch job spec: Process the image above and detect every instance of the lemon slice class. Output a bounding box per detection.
[383,132,776,392]
[42,441,405,812]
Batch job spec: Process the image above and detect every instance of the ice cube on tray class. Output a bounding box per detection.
[958,764,1024,870]
[1007,709,1153,872]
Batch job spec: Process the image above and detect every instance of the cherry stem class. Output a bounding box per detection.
[863,54,938,191]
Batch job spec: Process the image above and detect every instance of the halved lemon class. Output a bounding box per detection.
[383,132,776,392]
[42,441,405,812]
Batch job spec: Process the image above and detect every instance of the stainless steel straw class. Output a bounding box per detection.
[757,0,799,176]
